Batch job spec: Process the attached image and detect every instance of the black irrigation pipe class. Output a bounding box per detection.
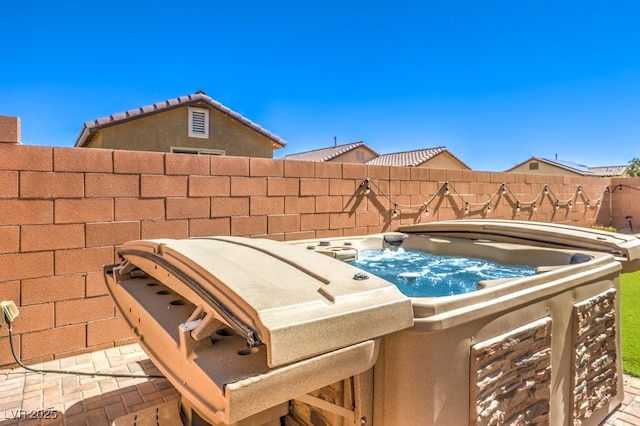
[4,322,165,379]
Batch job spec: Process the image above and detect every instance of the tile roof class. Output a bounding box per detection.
[283,142,374,162]
[75,92,286,148]
[589,165,629,177]
[365,146,467,168]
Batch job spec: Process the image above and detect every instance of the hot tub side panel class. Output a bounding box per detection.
[373,263,623,426]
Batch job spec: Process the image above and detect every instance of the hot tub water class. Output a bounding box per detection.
[352,249,536,297]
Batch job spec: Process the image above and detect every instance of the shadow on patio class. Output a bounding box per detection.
[0,344,178,425]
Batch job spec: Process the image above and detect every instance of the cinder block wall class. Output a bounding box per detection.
[609,177,640,232]
[0,115,20,144]
[0,143,632,367]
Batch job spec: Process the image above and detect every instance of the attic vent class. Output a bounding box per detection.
[188,107,209,138]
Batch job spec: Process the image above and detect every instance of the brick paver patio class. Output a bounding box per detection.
[0,344,178,425]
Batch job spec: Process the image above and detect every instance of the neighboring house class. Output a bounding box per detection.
[283,142,379,163]
[284,144,471,170]
[74,91,286,158]
[507,157,628,177]
[365,147,471,169]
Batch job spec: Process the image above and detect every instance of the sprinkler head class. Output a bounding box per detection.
[626,215,634,232]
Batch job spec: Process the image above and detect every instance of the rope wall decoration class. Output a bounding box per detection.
[358,178,617,218]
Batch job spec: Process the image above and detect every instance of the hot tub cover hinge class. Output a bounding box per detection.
[117,249,262,348]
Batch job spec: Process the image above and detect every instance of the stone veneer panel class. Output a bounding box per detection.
[470,317,552,426]
[572,289,618,424]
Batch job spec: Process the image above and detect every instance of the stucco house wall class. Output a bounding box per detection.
[417,152,468,169]
[327,146,379,163]
[83,106,277,158]
[508,159,583,176]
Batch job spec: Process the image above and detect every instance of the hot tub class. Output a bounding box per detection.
[104,220,640,426]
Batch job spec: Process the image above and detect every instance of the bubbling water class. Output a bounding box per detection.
[352,248,536,297]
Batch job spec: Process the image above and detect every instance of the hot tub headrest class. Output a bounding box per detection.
[383,234,405,248]
[570,253,593,264]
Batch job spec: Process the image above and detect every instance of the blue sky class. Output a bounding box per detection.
[1,1,639,171]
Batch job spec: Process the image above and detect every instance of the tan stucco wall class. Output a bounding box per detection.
[84,105,277,158]
[418,152,469,170]
[328,146,379,163]
[508,160,583,176]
